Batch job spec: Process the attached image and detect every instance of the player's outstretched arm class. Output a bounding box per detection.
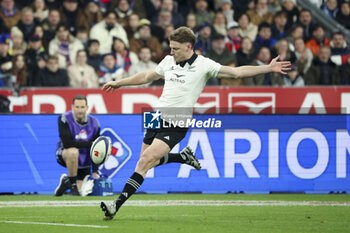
[217,55,291,79]
[102,69,163,93]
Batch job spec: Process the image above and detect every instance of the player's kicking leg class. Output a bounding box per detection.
[157,146,201,170]
[101,139,168,220]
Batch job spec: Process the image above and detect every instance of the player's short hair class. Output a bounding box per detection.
[73,95,88,105]
[168,26,196,48]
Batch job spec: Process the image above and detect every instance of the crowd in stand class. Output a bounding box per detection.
[0,0,349,90]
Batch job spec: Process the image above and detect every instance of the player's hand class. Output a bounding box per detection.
[269,55,291,75]
[92,172,100,179]
[102,80,121,93]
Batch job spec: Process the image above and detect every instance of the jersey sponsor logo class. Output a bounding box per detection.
[174,74,185,78]
[143,110,161,129]
[98,128,132,178]
[228,93,275,114]
[75,129,88,140]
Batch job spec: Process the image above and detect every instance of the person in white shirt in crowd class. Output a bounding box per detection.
[128,47,157,87]
[67,49,99,88]
[89,10,128,54]
[48,23,84,68]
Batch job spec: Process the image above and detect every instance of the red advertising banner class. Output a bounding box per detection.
[1,87,350,114]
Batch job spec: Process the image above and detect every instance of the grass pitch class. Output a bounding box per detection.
[0,194,349,233]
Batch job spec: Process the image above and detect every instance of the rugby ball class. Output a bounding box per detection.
[90,136,112,165]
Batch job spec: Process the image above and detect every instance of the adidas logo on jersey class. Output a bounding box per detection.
[164,136,170,140]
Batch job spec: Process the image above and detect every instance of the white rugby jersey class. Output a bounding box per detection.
[155,54,221,109]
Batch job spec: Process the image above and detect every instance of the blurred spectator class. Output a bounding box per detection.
[34,24,49,50]
[309,0,323,8]
[282,63,304,86]
[42,9,61,43]
[143,0,162,20]
[48,23,84,68]
[271,10,288,41]
[125,13,140,40]
[151,0,184,28]
[212,11,227,36]
[220,0,234,24]
[267,0,281,15]
[253,22,277,54]
[0,0,21,32]
[232,0,254,16]
[45,0,61,9]
[304,46,341,85]
[206,33,238,86]
[294,37,313,75]
[99,53,124,85]
[111,36,138,74]
[321,0,338,19]
[281,0,299,28]
[305,24,330,56]
[32,0,48,22]
[340,57,350,84]
[286,24,303,51]
[110,0,133,27]
[251,47,284,86]
[87,39,101,73]
[194,22,213,55]
[128,47,157,87]
[129,19,163,63]
[237,13,258,42]
[10,54,27,88]
[185,13,197,31]
[151,10,171,42]
[16,7,40,42]
[194,0,215,25]
[0,17,7,34]
[161,24,175,55]
[24,33,47,85]
[335,1,350,30]
[60,0,89,36]
[225,21,242,54]
[298,9,313,41]
[84,0,103,28]
[330,31,350,66]
[0,34,12,87]
[10,26,27,55]
[76,27,89,49]
[90,10,128,54]
[67,50,98,88]
[36,55,69,86]
[273,38,296,64]
[236,36,255,66]
[246,0,274,26]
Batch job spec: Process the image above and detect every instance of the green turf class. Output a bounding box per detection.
[0,195,349,233]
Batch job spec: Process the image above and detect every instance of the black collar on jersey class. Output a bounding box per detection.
[176,53,198,67]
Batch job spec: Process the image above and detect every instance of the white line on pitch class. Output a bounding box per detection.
[0,220,109,228]
[0,200,350,207]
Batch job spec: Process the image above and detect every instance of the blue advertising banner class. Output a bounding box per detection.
[0,114,349,194]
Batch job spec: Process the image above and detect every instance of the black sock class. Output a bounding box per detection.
[69,176,77,185]
[115,172,144,211]
[158,153,186,166]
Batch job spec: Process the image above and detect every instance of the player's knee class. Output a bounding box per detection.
[139,151,157,170]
